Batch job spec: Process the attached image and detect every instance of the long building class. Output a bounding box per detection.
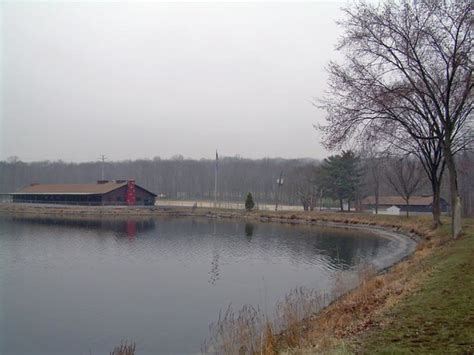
[361,195,449,214]
[10,180,156,206]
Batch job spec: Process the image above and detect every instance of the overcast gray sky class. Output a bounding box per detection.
[0,1,345,162]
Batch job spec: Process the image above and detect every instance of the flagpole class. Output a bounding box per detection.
[214,150,218,208]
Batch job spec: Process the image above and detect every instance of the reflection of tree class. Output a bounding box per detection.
[244,223,254,240]
[311,230,383,269]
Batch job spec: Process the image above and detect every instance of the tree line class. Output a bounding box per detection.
[1,151,473,217]
[0,156,318,205]
[290,150,474,218]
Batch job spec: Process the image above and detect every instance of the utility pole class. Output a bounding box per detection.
[275,171,284,211]
[99,155,107,180]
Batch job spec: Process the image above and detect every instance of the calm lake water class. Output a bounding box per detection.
[0,215,415,354]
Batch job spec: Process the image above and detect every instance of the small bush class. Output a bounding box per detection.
[245,193,255,211]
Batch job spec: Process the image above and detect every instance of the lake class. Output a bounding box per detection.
[0,215,415,354]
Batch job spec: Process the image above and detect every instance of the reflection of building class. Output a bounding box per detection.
[361,195,449,215]
[126,220,137,238]
[10,180,156,206]
[7,215,156,237]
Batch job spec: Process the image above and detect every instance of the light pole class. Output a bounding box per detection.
[319,188,324,211]
[275,171,284,211]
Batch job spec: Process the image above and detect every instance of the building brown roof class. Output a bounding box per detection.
[12,181,128,195]
[362,195,434,206]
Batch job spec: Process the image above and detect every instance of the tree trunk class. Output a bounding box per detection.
[375,190,379,215]
[405,198,409,218]
[444,146,462,238]
[432,184,442,228]
[348,199,351,212]
[374,176,380,214]
[310,195,315,211]
[301,198,308,211]
[339,198,343,212]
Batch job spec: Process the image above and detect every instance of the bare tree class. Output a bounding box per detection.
[359,145,387,215]
[372,126,447,226]
[319,0,472,237]
[385,157,423,218]
[289,165,319,211]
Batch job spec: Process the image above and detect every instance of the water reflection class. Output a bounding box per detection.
[208,248,220,285]
[4,215,156,239]
[0,215,413,354]
[1,215,396,274]
[245,223,255,239]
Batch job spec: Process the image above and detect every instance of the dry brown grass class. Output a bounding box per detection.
[109,341,136,355]
[202,263,386,354]
[201,304,269,354]
[202,287,329,354]
[274,287,329,349]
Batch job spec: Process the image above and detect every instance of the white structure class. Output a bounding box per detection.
[376,205,401,215]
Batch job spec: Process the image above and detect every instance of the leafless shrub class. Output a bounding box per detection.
[357,262,377,285]
[202,262,381,354]
[274,287,328,348]
[331,271,355,300]
[110,341,136,355]
[201,304,269,354]
[203,287,333,354]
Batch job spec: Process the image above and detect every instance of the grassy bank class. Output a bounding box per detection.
[352,219,474,354]
[278,217,474,354]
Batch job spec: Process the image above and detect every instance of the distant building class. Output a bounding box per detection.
[10,180,156,206]
[361,195,449,215]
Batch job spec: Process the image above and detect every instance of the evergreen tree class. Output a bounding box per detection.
[245,192,255,211]
[319,151,361,211]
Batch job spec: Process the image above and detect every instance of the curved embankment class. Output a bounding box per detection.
[0,203,419,270]
[0,202,424,227]
[0,203,419,261]
[0,204,421,274]
[320,222,418,271]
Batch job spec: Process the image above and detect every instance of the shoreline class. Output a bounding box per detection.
[0,202,419,269]
[0,202,425,237]
[0,203,420,262]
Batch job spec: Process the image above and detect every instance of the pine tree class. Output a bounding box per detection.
[319,150,361,211]
[245,192,255,211]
